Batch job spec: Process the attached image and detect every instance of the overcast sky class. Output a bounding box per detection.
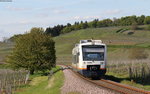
[0,0,150,41]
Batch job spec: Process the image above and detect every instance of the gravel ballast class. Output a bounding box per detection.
[61,69,119,94]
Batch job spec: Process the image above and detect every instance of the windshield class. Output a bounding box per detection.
[83,52,104,61]
[82,45,105,61]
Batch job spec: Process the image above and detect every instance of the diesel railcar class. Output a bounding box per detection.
[72,39,107,78]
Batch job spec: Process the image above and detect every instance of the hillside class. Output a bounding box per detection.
[1,25,150,63]
[54,26,150,62]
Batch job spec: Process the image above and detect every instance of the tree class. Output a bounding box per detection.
[97,21,104,27]
[45,25,64,37]
[137,15,145,25]
[88,19,98,28]
[73,22,81,30]
[9,34,23,42]
[67,23,71,27]
[102,19,113,26]
[80,21,89,29]
[119,16,137,26]
[144,16,150,24]
[7,27,56,75]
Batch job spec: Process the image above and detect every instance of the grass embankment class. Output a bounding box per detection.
[16,66,64,94]
[106,72,150,91]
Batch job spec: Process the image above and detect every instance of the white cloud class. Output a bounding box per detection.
[73,16,81,20]
[72,16,102,21]
[83,16,101,20]
[101,9,122,15]
[5,6,31,11]
[53,9,69,14]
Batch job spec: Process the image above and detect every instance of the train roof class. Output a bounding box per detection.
[72,40,106,54]
[79,40,105,45]
[80,40,102,44]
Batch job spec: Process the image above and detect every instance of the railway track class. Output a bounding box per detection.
[61,65,150,94]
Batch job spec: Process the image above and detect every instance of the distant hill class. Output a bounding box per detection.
[54,25,150,61]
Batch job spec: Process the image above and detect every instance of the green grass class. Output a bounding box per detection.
[54,26,150,60]
[121,80,150,91]
[16,66,64,94]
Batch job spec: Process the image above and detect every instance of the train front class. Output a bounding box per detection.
[79,40,107,78]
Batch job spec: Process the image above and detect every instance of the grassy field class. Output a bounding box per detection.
[16,66,64,94]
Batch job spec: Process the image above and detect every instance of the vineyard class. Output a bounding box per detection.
[0,69,29,94]
[107,60,150,84]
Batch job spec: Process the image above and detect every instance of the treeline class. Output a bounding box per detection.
[45,15,150,37]
[9,15,150,41]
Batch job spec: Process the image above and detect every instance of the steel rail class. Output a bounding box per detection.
[101,79,150,94]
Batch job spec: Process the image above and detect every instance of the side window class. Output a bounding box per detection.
[73,52,80,63]
[77,52,80,63]
[73,55,76,63]
[75,55,78,63]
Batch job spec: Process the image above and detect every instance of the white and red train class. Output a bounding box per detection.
[72,39,107,78]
